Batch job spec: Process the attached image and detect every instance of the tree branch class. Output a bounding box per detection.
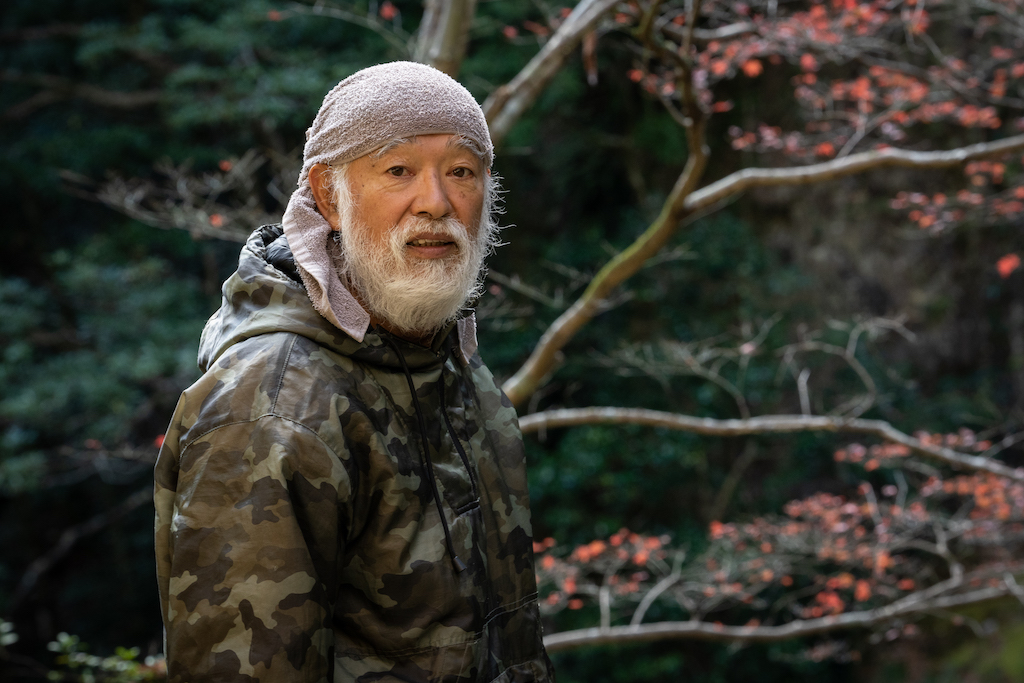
[544,584,1012,652]
[482,0,621,146]
[685,134,1024,213]
[661,21,758,44]
[503,133,1024,407]
[518,408,1024,481]
[501,0,713,407]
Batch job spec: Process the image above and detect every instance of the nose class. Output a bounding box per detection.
[410,170,453,220]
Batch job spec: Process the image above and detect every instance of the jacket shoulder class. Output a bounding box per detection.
[175,331,360,454]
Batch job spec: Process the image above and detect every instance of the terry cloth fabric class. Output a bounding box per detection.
[281,61,493,358]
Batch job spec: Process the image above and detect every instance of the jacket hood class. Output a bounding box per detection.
[198,226,465,373]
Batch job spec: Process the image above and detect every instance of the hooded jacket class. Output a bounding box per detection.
[154,225,553,683]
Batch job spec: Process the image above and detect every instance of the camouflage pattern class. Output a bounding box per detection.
[155,225,554,682]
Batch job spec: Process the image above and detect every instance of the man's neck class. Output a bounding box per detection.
[372,316,435,347]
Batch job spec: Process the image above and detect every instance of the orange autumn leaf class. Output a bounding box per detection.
[379,0,398,20]
[814,142,835,157]
[741,59,764,77]
[997,253,1021,278]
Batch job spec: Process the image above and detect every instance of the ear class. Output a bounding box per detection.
[308,164,341,229]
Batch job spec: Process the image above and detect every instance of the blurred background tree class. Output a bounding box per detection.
[3,0,1024,681]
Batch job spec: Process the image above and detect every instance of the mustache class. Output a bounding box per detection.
[389,216,472,256]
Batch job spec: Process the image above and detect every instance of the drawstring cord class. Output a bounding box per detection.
[384,335,467,573]
[438,348,478,498]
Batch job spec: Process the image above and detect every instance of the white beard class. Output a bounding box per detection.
[336,213,487,337]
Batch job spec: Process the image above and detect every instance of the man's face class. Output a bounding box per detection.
[346,133,486,251]
[327,134,493,340]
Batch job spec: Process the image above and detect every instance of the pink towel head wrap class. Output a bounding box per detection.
[282,61,493,347]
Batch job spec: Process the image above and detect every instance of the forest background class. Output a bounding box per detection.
[3,0,1024,681]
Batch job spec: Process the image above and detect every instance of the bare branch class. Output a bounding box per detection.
[503,133,1024,406]
[67,148,294,241]
[518,408,1024,481]
[501,0,712,406]
[544,584,1012,652]
[631,552,684,626]
[685,134,1024,214]
[708,441,759,521]
[482,0,621,146]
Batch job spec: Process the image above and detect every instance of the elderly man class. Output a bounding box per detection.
[154,62,554,683]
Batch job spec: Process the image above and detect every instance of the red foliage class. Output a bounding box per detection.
[997,253,1021,278]
[379,1,398,21]
[536,425,1023,640]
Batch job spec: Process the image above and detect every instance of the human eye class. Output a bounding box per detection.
[387,166,409,177]
[451,166,475,179]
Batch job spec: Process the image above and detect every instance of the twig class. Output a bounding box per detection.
[631,551,685,626]
[797,368,812,416]
[599,583,612,630]
[708,441,758,522]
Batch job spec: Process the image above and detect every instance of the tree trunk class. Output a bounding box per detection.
[413,0,478,77]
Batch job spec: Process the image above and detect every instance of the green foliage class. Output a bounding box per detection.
[0,247,207,487]
[46,633,165,683]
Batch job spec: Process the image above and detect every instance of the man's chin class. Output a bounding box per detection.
[360,275,474,339]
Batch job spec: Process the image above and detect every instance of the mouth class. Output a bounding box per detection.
[405,234,459,259]
[408,238,455,247]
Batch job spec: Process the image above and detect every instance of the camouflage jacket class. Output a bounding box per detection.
[154,226,554,683]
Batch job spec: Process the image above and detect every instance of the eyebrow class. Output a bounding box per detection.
[446,135,485,159]
[371,137,414,159]
[370,135,485,163]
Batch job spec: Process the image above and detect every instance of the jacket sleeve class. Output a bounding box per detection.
[155,414,348,683]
